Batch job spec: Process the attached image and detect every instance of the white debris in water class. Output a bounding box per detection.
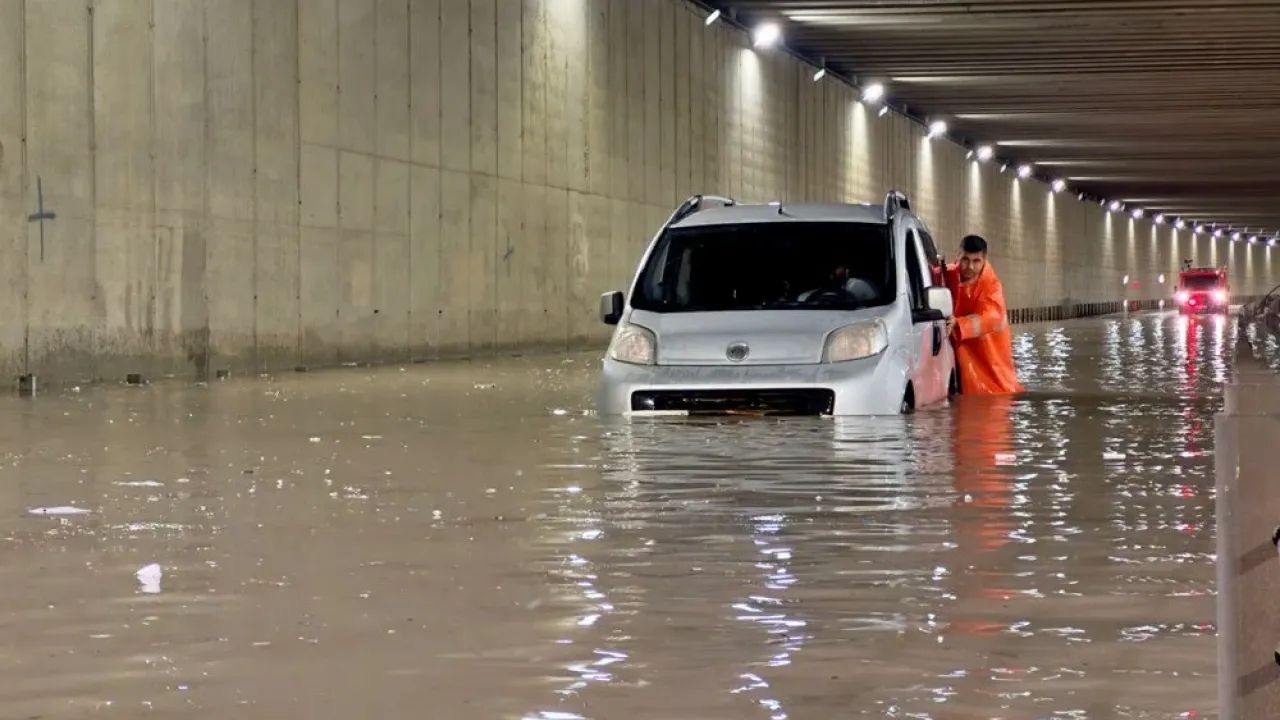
[994,452,1017,465]
[115,480,163,487]
[1103,451,1126,461]
[28,506,91,516]
[136,563,163,594]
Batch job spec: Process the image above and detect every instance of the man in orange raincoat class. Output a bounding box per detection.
[943,235,1023,395]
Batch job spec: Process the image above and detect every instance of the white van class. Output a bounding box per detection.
[597,192,958,416]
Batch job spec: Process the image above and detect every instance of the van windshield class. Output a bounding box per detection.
[631,221,895,313]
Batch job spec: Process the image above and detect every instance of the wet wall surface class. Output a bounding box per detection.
[0,312,1251,719]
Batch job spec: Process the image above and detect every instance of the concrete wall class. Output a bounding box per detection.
[1,0,1276,382]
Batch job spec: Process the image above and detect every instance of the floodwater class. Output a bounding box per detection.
[0,311,1259,719]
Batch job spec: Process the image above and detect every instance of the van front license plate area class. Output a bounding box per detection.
[629,389,835,417]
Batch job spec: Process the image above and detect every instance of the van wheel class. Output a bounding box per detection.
[947,371,959,401]
[901,383,915,414]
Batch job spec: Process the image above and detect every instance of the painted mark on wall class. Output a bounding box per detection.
[27,176,56,262]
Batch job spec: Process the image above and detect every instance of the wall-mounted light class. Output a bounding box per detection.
[862,83,885,103]
[1158,273,1166,283]
[1052,179,1067,193]
[1195,224,1205,234]
[1122,274,1130,285]
[1154,213,1165,224]
[1175,219,1186,230]
[1109,200,1122,212]
[927,120,947,139]
[1016,164,1032,180]
[1214,228,1224,239]
[976,145,994,162]
[753,22,781,48]
[1232,231,1242,241]
[812,67,826,82]
[705,9,721,26]
[1131,208,1144,219]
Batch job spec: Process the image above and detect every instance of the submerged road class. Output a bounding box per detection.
[0,311,1263,718]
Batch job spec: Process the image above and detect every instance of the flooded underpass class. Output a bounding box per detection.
[0,311,1259,719]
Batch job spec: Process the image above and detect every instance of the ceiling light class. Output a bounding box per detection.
[927,120,947,139]
[752,22,781,48]
[1154,213,1165,224]
[976,145,994,162]
[1016,164,1032,179]
[1109,200,1122,212]
[862,83,885,103]
[705,9,720,26]
[1000,163,1008,173]
[813,67,826,82]
[1052,179,1066,193]
[1131,208,1144,219]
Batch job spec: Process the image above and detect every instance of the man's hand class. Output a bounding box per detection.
[945,317,956,338]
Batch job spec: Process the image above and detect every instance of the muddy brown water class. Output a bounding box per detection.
[0,312,1258,718]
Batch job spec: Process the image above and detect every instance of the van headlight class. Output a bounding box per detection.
[822,320,888,363]
[608,323,657,365]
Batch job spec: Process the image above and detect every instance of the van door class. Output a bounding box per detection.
[904,226,947,405]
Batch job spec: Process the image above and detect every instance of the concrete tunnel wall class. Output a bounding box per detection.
[0,0,1276,383]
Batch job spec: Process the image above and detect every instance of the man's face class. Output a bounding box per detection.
[958,251,986,283]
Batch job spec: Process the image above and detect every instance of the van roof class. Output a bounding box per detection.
[669,202,889,229]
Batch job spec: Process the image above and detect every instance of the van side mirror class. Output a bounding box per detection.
[600,291,625,325]
[927,287,953,319]
[913,287,953,323]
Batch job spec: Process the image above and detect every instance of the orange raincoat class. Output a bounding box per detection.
[944,262,1023,395]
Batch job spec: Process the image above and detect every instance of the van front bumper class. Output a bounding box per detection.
[596,352,911,416]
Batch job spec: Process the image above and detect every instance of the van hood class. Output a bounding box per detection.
[629,307,891,366]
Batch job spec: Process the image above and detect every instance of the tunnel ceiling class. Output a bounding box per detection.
[708,0,1280,236]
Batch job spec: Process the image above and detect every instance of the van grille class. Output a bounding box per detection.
[630,389,835,416]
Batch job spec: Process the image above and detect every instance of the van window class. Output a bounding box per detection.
[919,230,941,270]
[632,222,896,313]
[905,229,928,311]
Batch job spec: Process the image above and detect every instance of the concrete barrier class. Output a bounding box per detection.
[1217,331,1280,718]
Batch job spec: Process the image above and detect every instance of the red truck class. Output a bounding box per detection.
[1174,266,1229,314]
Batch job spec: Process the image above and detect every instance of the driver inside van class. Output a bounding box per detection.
[798,264,877,303]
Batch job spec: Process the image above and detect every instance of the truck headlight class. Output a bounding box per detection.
[822,320,888,363]
[608,323,657,365]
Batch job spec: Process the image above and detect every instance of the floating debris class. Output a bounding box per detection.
[136,563,163,594]
[28,506,91,516]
